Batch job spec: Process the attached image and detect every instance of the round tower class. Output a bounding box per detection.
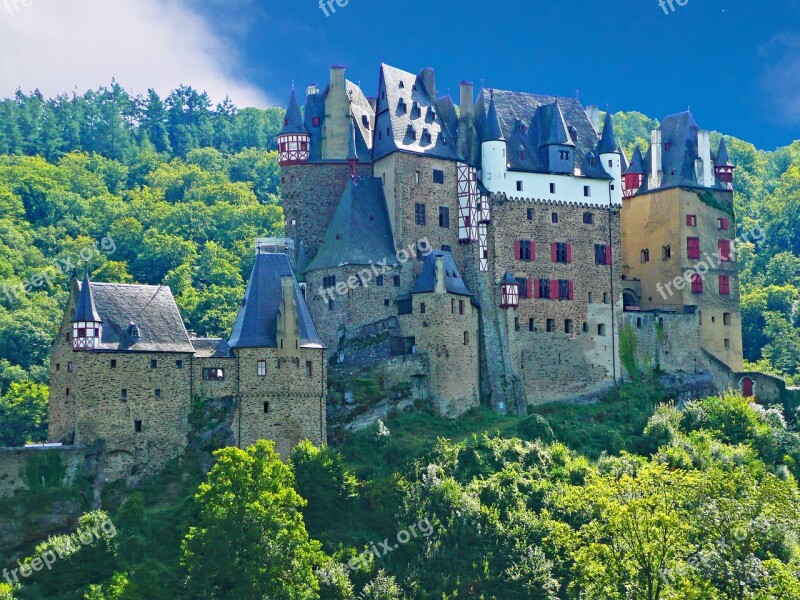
[715,137,735,191]
[277,86,310,166]
[597,111,622,204]
[481,92,507,191]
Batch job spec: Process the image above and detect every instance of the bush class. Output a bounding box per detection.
[517,414,555,443]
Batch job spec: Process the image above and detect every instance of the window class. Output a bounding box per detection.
[459,300,465,315]
[150,359,158,369]
[565,319,574,334]
[584,186,591,198]
[306,361,313,377]
[538,279,550,299]
[527,208,534,221]
[559,150,570,160]
[155,389,161,398]
[558,279,573,300]
[414,170,420,184]
[312,117,320,127]
[719,275,731,296]
[687,237,701,260]
[67,362,73,372]
[551,211,558,223]
[176,360,183,368]
[553,242,570,263]
[595,244,611,265]
[323,275,336,289]
[56,363,60,371]
[121,389,127,400]
[724,338,731,350]
[583,212,594,224]
[258,360,266,377]
[66,388,70,397]
[451,299,455,313]
[202,368,225,381]
[516,240,534,261]
[582,322,589,333]
[691,274,704,294]
[518,278,530,299]
[397,299,412,315]
[433,169,444,184]
[441,244,451,252]
[588,292,593,303]
[328,299,335,312]
[415,203,426,225]
[603,292,610,304]
[529,318,535,332]
[439,206,450,228]
[419,302,426,315]
[723,312,732,326]
[641,249,650,263]
[550,183,556,194]
[662,245,672,260]
[463,331,469,345]
[263,402,270,414]
[546,319,555,332]
[718,239,732,262]
[686,214,697,227]
[393,275,401,287]
[597,324,607,336]
[376,275,384,287]
[637,317,642,328]
[516,181,523,192]
[718,217,730,230]
[514,317,520,332]
[135,420,142,433]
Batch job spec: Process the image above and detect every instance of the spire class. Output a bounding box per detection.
[618,146,629,172]
[483,91,505,142]
[625,146,645,175]
[278,85,308,136]
[542,102,574,147]
[715,137,733,167]
[72,265,101,323]
[597,111,618,155]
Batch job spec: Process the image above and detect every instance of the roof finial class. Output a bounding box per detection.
[291,79,295,90]
[575,89,580,100]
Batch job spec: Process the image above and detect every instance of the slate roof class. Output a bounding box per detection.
[411,251,478,305]
[82,282,194,353]
[301,80,373,162]
[304,177,397,272]
[192,338,233,358]
[501,272,517,285]
[483,95,505,142]
[625,146,645,174]
[640,111,718,192]
[372,63,461,161]
[715,137,733,167]
[596,112,618,155]
[73,270,100,322]
[618,146,629,172]
[539,102,575,147]
[229,253,324,349]
[278,87,308,136]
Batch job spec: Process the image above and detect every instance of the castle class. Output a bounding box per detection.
[34,61,763,489]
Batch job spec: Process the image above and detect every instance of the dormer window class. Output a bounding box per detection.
[312,117,320,127]
[520,124,528,135]
[399,81,405,89]
[665,142,672,151]
[128,322,140,339]
[398,99,407,114]
[411,102,421,119]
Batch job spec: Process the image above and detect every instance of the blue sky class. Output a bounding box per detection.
[1,0,799,149]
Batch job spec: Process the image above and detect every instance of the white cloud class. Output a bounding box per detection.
[759,32,800,125]
[0,0,270,107]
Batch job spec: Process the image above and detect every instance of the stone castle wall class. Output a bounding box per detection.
[623,311,703,376]
[0,446,101,500]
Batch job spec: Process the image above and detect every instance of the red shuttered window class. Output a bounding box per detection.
[691,274,703,294]
[719,275,731,295]
[687,237,701,260]
[718,239,732,262]
[550,279,560,300]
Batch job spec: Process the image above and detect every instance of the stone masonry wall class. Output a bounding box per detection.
[488,196,623,404]
[0,446,100,499]
[399,292,480,417]
[623,311,703,377]
[232,347,326,458]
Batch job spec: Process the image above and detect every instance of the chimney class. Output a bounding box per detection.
[586,105,601,133]
[649,129,663,190]
[420,67,437,100]
[460,81,474,117]
[697,129,713,186]
[434,256,446,294]
[306,83,318,96]
[330,65,346,92]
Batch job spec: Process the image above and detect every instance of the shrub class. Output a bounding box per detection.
[517,414,555,443]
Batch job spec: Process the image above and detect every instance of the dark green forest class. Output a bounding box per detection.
[1,87,800,599]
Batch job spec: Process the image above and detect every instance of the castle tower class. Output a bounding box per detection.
[715,137,735,191]
[622,146,645,199]
[277,86,310,165]
[71,268,102,351]
[480,93,507,190]
[597,112,622,205]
